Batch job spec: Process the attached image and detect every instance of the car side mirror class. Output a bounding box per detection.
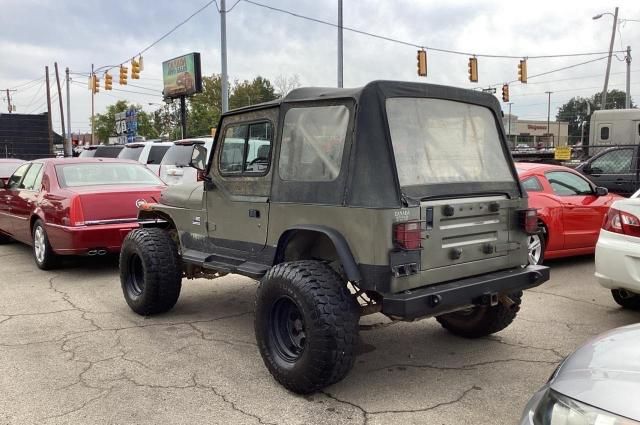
[581,164,592,174]
[189,145,207,171]
[595,186,608,196]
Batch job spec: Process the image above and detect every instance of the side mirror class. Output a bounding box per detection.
[581,164,592,174]
[595,186,609,196]
[189,145,207,171]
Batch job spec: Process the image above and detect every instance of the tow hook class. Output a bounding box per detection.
[475,293,499,306]
[498,294,515,308]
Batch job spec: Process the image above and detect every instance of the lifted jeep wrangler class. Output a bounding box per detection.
[119,81,549,394]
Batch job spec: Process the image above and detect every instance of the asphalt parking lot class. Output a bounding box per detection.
[1,243,638,425]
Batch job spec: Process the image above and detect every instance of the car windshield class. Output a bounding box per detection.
[0,162,23,177]
[161,144,200,167]
[119,146,144,161]
[55,163,163,187]
[386,98,514,186]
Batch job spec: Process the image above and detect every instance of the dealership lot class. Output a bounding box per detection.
[0,244,638,425]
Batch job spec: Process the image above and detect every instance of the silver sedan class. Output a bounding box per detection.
[520,324,640,424]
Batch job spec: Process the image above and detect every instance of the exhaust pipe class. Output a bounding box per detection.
[97,250,107,256]
[87,250,97,256]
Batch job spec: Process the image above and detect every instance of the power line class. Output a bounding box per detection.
[241,0,626,60]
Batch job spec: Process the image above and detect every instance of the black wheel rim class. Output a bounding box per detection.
[269,296,306,363]
[127,254,145,297]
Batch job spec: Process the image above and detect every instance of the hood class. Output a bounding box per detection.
[159,182,204,210]
[551,323,640,421]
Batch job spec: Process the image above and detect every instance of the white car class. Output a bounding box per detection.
[159,138,214,185]
[118,141,174,175]
[595,197,640,309]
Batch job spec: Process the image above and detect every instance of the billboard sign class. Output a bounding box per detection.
[162,52,202,98]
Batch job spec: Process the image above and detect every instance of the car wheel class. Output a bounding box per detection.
[255,260,360,394]
[32,220,59,270]
[527,231,545,266]
[119,228,182,315]
[611,289,640,310]
[436,291,523,338]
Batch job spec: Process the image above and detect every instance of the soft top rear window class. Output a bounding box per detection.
[55,163,162,187]
[386,98,514,187]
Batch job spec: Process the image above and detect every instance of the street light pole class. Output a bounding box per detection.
[220,0,229,113]
[593,7,619,110]
[337,0,343,88]
[545,91,552,146]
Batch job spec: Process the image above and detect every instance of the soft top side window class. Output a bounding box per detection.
[278,105,349,182]
[219,121,273,176]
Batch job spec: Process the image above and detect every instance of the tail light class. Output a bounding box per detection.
[69,195,85,226]
[197,170,206,182]
[393,220,422,250]
[520,209,538,234]
[603,208,640,237]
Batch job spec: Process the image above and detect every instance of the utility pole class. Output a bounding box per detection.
[65,67,72,156]
[54,63,66,157]
[220,0,229,113]
[337,0,343,88]
[45,66,54,155]
[507,102,513,137]
[5,89,16,113]
[545,91,552,146]
[91,63,95,145]
[601,6,618,110]
[626,45,632,109]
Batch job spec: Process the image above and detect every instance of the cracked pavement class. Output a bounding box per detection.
[1,243,639,425]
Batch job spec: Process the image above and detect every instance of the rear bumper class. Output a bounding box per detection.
[595,229,640,292]
[382,265,549,320]
[46,222,140,255]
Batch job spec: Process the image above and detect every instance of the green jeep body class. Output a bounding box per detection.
[123,81,549,393]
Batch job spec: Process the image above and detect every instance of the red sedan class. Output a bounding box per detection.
[516,162,622,265]
[0,158,165,269]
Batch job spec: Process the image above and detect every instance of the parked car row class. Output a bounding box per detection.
[76,137,214,185]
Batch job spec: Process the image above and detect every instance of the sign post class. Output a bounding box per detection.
[115,107,138,144]
[162,52,203,140]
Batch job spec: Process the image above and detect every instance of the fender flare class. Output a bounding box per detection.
[275,225,362,283]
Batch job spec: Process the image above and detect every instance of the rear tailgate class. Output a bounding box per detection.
[421,195,523,276]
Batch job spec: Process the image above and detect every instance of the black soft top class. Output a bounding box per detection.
[222,81,518,208]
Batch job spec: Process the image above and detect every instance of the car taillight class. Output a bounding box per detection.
[603,208,640,237]
[520,209,538,234]
[393,220,422,250]
[69,195,85,226]
[197,170,206,182]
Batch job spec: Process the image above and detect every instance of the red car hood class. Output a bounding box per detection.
[67,184,165,223]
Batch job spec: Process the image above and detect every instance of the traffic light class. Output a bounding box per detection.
[119,65,128,85]
[518,59,527,83]
[468,57,478,82]
[138,55,144,71]
[92,74,99,94]
[104,72,113,91]
[501,84,509,102]
[131,59,140,79]
[417,49,427,77]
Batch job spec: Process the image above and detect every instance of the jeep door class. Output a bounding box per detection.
[205,110,276,258]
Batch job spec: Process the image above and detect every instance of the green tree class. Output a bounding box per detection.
[93,100,158,143]
[188,74,223,137]
[556,89,635,144]
[229,76,277,109]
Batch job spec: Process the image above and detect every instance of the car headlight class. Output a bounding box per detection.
[533,390,639,425]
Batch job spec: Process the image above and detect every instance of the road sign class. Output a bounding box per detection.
[554,146,572,161]
[115,108,137,144]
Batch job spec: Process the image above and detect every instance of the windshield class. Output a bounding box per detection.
[386,98,513,186]
[161,144,198,166]
[119,146,144,161]
[55,163,163,188]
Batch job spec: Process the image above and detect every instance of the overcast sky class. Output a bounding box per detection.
[1,0,639,136]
